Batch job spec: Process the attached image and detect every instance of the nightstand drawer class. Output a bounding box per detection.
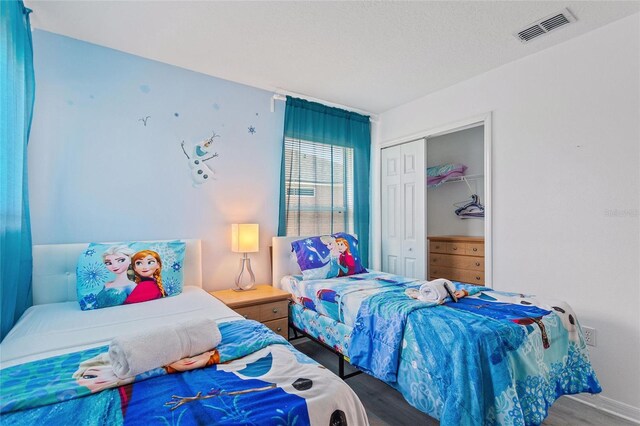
[259,300,288,322]
[263,318,288,339]
[235,305,261,321]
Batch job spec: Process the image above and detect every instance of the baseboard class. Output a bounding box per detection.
[568,394,640,424]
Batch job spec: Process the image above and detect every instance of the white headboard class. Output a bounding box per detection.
[271,236,307,289]
[32,239,202,305]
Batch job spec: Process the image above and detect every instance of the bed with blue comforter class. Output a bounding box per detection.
[0,320,367,426]
[284,271,601,426]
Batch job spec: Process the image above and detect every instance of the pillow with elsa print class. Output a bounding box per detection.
[76,240,186,310]
[291,233,366,280]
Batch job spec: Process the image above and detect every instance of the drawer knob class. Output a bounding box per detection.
[452,247,457,250]
[433,258,438,262]
[475,262,480,266]
[272,308,279,313]
[476,276,481,280]
[243,314,248,319]
[277,327,282,332]
[473,248,478,252]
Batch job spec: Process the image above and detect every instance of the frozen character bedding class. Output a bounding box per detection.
[0,320,368,426]
[284,272,601,426]
[76,241,186,311]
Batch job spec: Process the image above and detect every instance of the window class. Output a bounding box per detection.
[283,138,354,236]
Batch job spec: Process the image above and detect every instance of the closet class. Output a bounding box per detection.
[380,122,488,285]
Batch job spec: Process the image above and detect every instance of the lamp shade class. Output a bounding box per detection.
[231,224,259,253]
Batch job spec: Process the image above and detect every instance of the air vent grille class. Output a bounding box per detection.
[518,25,546,42]
[515,8,576,43]
[540,14,570,32]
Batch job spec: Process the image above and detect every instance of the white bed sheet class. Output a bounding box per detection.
[0,286,242,368]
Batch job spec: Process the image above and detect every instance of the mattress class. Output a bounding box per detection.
[0,286,242,367]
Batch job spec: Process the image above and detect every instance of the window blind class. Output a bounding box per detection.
[283,138,354,236]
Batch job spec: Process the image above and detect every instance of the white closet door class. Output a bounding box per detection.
[381,139,425,278]
[381,145,402,274]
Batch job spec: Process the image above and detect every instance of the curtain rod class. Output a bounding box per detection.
[271,91,379,123]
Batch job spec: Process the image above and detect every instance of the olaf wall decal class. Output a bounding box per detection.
[181,131,220,187]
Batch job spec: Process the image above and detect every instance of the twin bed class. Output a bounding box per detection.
[272,236,601,426]
[0,240,368,425]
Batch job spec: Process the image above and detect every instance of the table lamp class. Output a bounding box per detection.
[231,223,259,291]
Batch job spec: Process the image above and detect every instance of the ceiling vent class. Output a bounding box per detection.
[515,9,576,43]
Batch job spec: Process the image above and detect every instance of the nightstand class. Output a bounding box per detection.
[210,285,290,339]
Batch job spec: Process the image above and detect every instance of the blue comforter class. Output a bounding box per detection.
[349,282,601,426]
[1,320,367,425]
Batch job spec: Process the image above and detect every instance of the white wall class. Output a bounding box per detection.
[427,126,485,237]
[376,14,640,419]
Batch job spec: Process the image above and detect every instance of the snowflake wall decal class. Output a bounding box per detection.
[248,126,256,134]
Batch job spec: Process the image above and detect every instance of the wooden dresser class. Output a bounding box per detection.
[428,236,485,285]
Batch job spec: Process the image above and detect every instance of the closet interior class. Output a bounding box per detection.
[426,125,486,285]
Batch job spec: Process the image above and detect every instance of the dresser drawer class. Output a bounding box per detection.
[235,305,261,321]
[263,318,288,339]
[446,242,466,255]
[459,269,484,285]
[259,300,289,322]
[466,243,484,256]
[430,240,448,254]
[429,253,451,266]
[429,265,456,281]
[449,255,484,271]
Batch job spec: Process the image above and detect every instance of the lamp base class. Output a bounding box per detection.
[235,254,256,291]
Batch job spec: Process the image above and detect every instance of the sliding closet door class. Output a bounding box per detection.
[381,139,425,278]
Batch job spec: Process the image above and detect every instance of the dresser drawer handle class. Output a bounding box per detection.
[475,262,481,267]
[272,308,279,313]
[243,314,248,319]
[473,248,478,252]
[476,276,481,280]
[433,258,438,262]
[452,247,457,251]
[276,327,282,332]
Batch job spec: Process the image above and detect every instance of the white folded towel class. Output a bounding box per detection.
[418,279,453,303]
[109,317,222,378]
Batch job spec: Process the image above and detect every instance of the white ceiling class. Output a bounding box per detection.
[26,1,640,114]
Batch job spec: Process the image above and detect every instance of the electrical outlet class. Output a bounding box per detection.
[583,326,596,347]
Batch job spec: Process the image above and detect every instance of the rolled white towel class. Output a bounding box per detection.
[109,317,222,379]
[419,279,453,303]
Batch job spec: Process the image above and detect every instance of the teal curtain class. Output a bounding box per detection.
[1,0,35,340]
[278,96,371,266]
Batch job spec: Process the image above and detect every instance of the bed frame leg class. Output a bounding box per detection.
[339,354,345,378]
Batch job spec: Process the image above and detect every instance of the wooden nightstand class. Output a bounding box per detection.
[211,285,290,339]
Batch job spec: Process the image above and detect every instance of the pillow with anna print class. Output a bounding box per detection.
[76,240,186,311]
[291,232,366,280]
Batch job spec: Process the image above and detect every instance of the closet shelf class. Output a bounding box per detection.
[428,174,484,188]
[442,174,484,184]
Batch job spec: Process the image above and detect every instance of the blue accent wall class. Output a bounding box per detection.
[28,30,285,289]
